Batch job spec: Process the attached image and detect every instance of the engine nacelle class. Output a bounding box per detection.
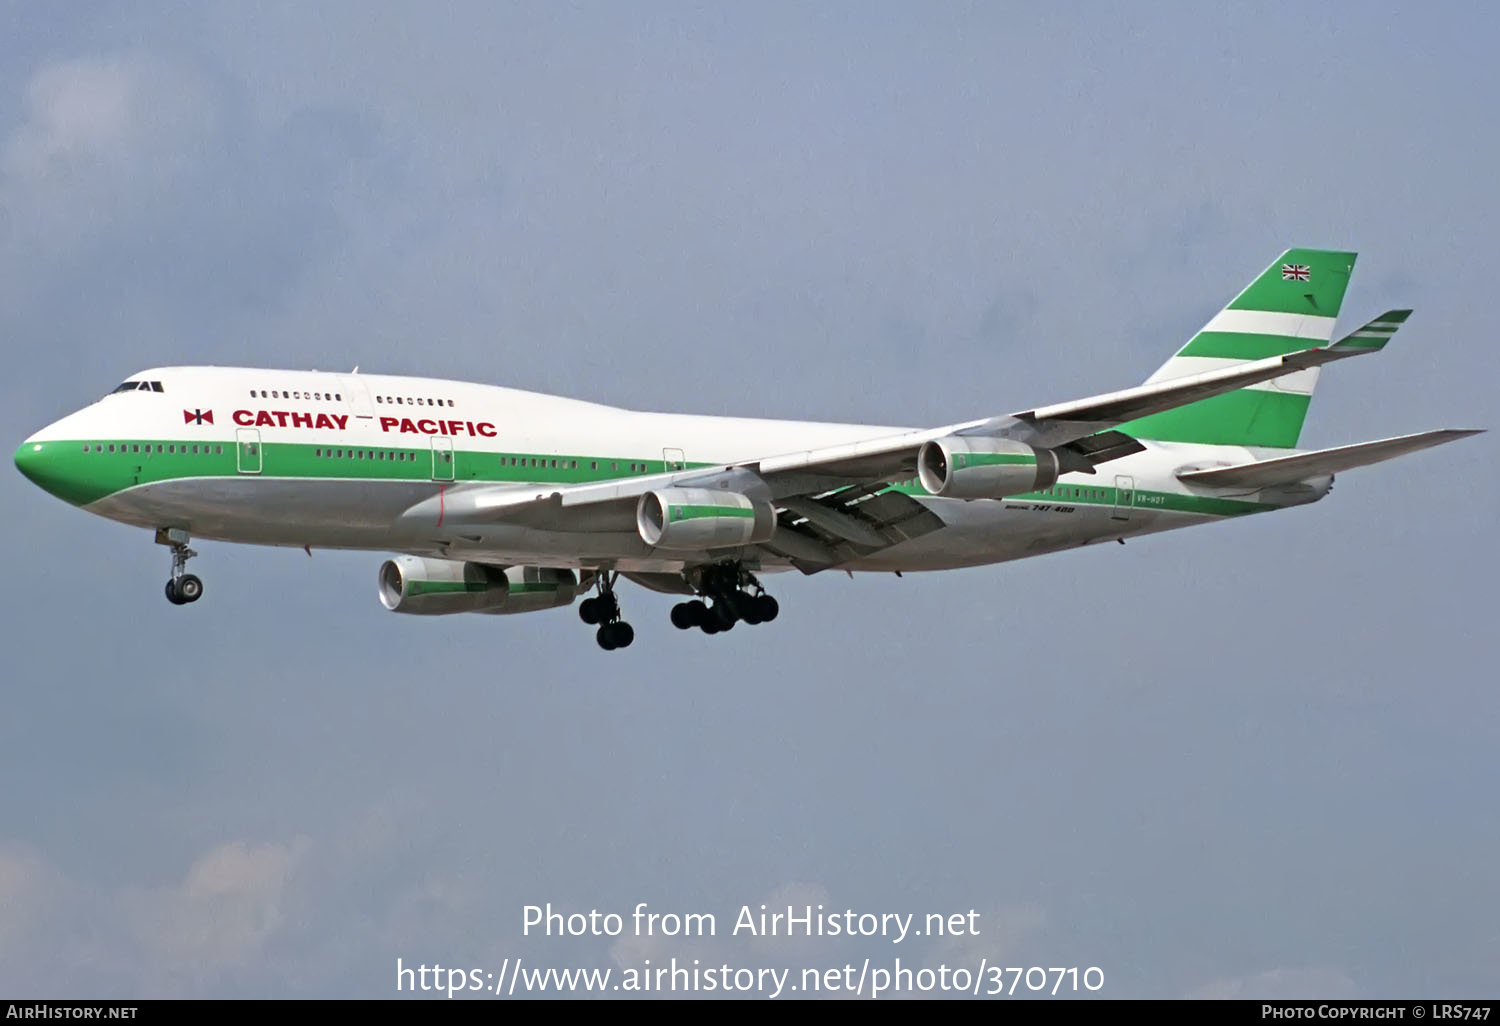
[917,436,1059,499]
[481,565,581,615]
[378,556,578,615]
[637,487,776,550]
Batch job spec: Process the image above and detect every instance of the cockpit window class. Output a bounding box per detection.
[108,380,164,395]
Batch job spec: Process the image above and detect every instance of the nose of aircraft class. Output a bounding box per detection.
[15,436,84,504]
[15,437,47,483]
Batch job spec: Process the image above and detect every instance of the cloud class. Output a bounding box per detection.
[1,56,216,252]
[0,836,309,995]
[122,838,311,980]
[0,844,69,961]
[0,51,392,358]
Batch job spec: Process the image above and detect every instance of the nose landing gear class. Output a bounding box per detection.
[157,527,203,605]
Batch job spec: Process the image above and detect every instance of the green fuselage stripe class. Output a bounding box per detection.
[17,439,710,507]
[20,437,1279,520]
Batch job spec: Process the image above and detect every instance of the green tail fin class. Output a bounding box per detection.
[1122,248,1357,448]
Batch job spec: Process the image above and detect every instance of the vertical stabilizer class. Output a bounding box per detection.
[1122,248,1357,447]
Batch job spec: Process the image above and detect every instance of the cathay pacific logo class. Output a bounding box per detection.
[184,409,214,425]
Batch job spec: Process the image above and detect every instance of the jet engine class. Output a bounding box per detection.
[378,556,578,615]
[636,487,776,550]
[917,436,1060,499]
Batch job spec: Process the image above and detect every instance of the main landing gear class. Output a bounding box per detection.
[578,571,634,650]
[670,562,778,636]
[156,527,204,606]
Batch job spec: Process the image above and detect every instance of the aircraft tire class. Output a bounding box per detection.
[177,574,204,603]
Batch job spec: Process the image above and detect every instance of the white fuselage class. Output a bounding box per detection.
[19,366,1326,576]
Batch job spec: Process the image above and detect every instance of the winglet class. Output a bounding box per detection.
[1327,309,1411,354]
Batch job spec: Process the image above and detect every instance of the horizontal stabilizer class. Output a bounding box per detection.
[1326,309,1411,354]
[1176,430,1484,489]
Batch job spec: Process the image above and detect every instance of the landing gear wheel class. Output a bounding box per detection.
[165,580,186,605]
[726,590,755,622]
[670,602,699,630]
[714,602,737,628]
[176,574,203,603]
[753,594,779,622]
[579,597,603,624]
[596,621,635,650]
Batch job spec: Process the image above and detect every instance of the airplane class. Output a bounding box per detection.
[13,248,1481,650]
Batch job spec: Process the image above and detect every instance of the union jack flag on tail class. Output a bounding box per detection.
[1281,263,1311,282]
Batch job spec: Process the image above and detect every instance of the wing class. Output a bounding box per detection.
[1176,429,1483,489]
[398,334,1393,568]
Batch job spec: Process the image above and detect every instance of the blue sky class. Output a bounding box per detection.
[1,2,1495,998]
